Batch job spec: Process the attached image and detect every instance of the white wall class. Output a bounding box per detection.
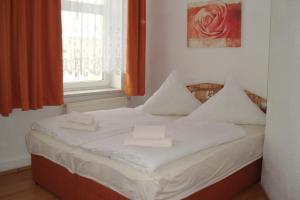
[261,0,300,199]
[0,107,64,171]
[130,0,271,106]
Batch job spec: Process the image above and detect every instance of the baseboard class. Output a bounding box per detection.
[0,155,31,173]
[0,165,31,176]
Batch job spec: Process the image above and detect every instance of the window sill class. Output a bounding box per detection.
[64,88,125,103]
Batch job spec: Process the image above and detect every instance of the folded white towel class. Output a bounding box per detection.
[131,125,166,139]
[60,121,98,132]
[124,137,172,148]
[64,112,95,125]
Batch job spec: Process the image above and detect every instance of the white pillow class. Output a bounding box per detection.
[142,71,201,115]
[187,77,266,125]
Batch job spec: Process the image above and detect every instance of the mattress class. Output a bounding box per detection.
[26,125,264,200]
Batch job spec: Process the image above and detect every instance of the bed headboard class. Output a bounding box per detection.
[186,83,267,113]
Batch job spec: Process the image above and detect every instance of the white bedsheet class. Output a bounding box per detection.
[32,108,173,146]
[32,108,246,172]
[26,125,264,200]
[81,121,246,172]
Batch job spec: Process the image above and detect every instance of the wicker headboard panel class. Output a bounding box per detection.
[187,83,267,113]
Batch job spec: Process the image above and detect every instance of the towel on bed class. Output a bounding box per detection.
[131,125,166,139]
[124,137,172,148]
[64,112,95,125]
[60,121,99,132]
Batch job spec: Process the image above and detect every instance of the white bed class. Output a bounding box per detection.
[26,81,267,200]
[26,122,264,200]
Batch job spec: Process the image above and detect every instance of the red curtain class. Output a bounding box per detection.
[124,0,146,96]
[0,0,64,116]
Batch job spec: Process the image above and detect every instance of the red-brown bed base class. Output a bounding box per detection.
[31,154,262,200]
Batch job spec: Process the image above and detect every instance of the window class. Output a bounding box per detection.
[62,0,124,91]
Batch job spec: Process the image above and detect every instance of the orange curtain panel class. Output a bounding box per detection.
[0,0,64,116]
[124,0,146,96]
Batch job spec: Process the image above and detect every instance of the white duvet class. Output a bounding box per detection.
[32,108,246,172]
[32,108,173,146]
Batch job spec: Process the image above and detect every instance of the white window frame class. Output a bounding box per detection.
[62,0,111,92]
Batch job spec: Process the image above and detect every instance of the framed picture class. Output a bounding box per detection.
[187,0,242,48]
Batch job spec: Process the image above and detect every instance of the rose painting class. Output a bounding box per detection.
[187,0,241,48]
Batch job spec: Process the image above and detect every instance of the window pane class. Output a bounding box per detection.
[62,5,104,83]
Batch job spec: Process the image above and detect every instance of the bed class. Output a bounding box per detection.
[26,83,267,200]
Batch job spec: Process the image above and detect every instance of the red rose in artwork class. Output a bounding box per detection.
[188,0,241,47]
[192,0,229,39]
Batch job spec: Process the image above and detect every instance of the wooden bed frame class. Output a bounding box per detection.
[186,83,267,113]
[31,83,267,200]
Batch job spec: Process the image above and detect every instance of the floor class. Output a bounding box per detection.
[0,169,269,200]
